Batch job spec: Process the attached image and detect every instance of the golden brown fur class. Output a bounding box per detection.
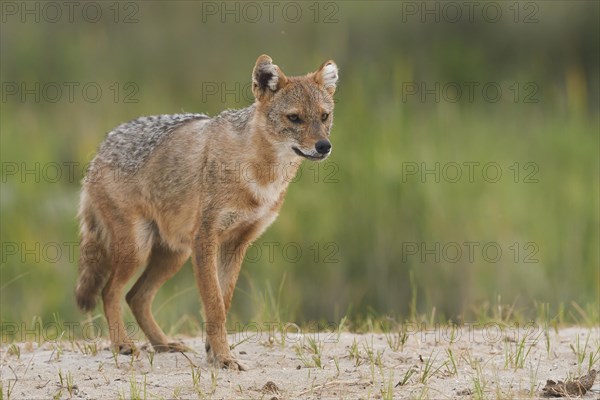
[75,55,338,369]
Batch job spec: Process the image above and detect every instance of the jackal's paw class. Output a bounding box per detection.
[206,346,248,370]
[153,342,190,353]
[114,342,138,355]
[213,355,248,371]
[222,357,248,371]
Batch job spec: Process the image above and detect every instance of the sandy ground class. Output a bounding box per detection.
[1,326,599,399]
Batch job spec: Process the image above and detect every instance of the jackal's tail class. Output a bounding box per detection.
[75,191,110,312]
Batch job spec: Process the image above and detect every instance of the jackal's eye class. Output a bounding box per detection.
[287,114,301,123]
[321,113,329,122]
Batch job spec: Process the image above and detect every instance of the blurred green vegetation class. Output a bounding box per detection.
[1,1,598,332]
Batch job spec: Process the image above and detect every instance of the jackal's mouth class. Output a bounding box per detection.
[292,146,328,161]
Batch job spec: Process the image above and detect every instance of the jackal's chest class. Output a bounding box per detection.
[217,205,278,234]
[217,180,287,233]
[218,209,272,233]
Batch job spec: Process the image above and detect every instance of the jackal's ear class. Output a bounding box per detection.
[314,60,338,95]
[252,54,288,101]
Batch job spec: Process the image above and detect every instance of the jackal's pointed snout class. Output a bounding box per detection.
[315,140,332,155]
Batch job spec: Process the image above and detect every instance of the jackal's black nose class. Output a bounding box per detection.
[315,140,332,155]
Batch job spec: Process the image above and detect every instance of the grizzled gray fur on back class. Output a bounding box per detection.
[94,113,209,174]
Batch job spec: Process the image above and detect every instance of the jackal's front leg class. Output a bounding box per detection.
[193,233,247,370]
[218,225,261,314]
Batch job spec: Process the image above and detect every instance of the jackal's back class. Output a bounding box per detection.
[93,113,209,174]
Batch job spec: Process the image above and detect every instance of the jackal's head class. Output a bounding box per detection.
[252,54,338,161]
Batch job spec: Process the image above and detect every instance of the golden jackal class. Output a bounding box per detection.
[75,55,338,370]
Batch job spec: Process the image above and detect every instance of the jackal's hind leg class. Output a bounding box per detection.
[126,244,190,352]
